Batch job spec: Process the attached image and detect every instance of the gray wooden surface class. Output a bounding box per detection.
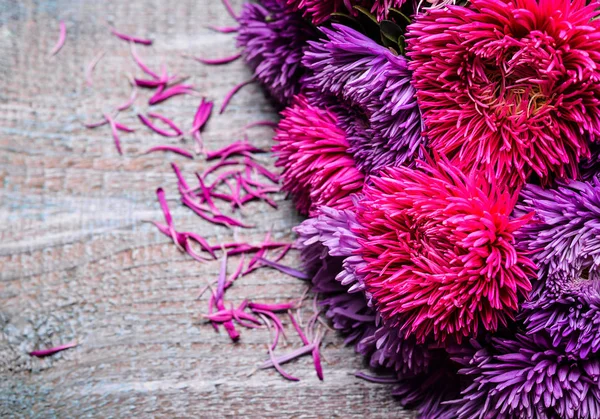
[0,1,413,417]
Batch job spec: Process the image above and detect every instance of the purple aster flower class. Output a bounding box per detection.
[237,0,316,106]
[523,270,600,360]
[302,24,423,174]
[515,179,600,297]
[451,333,600,419]
[295,206,376,344]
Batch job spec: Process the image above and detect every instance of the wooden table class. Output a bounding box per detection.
[0,1,413,417]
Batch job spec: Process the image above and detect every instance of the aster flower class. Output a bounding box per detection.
[295,206,375,344]
[282,0,347,25]
[392,359,463,419]
[524,271,600,360]
[452,333,600,419]
[295,206,453,411]
[273,95,364,216]
[369,0,407,20]
[303,24,422,174]
[407,0,600,189]
[354,154,536,344]
[515,179,600,356]
[580,142,600,181]
[237,0,315,105]
[515,179,600,292]
[283,0,407,23]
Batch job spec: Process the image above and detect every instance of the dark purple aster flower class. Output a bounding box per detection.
[302,24,423,174]
[358,324,431,377]
[581,142,600,181]
[237,0,316,106]
[451,333,600,419]
[515,179,600,297]
[391,357,463,419]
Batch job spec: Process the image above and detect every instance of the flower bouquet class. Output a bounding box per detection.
[228,0,600,417]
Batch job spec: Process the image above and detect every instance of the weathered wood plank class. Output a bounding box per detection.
[0,1,414,417]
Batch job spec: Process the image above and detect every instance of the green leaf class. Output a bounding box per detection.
[380,20,404,41]
[388,7,411,26]
[353,6,379,24]
[329,12,363,32]
[397,35,406,55]
[353,5,382,42]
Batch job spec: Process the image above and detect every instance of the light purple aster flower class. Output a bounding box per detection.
[302,24,423,174]
[451,333,600,419]
[515,179,600,355]
[515,179,600,297]
[237,0,316,106]
[295,206,376,344]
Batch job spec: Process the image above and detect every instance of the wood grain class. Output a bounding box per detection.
[0,1,414,417]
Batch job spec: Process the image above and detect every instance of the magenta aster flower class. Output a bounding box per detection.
[407,0,600,189]
[296,205,461,416]
[354,155,536,343]
[282,0,347,25]
[237,0,315,105]
[282,0,405,24]
[273,95,364,216]
[303,24,423,174]
[369,0,406,20]
[452,333,600,419]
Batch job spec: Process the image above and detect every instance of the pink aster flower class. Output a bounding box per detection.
[283,0,406,24]
[406,0,600,189]
[354,154,537,344]
[273,95,364,216]
[369,0,406,20]
[282,0,348,25]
